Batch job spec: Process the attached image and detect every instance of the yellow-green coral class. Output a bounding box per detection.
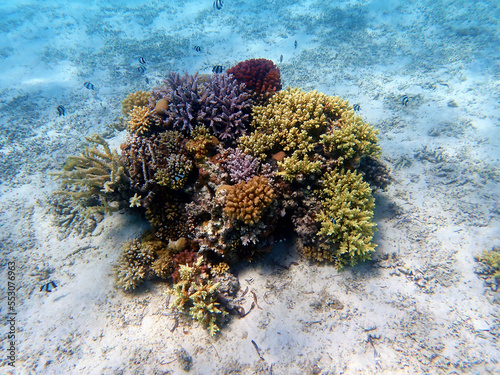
[475,247,500,281]
[170,257,227,335]
[186,125,218,162]
[316,168,377,268]
[238,87,380,181]
[52,134,129,214]
[224,176,275,225]
[127,106,153,135]
[122,91,151,115]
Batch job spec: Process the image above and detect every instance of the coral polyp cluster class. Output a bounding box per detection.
[54,58,389,335]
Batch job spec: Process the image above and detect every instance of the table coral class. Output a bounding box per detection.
[224,176,275,225]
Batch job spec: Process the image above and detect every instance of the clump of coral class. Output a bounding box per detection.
[53,59,391,335]
[227,58,281,104]
[122,91,151,115]
[52,134,131,214]
[224,176,275,225]
[475,246,500,291]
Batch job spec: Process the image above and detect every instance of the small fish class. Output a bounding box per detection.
[40,281,57,293]
[139,57,146,64]
[137,66,146,73]
[145,77,149,84]
[213,0,223,10]
[83,82,95,90]
[194,46,202,52]
[294,40,298,49]
[353,104,360,111]
[401,95,409,106]
[57,105,65,116]
[279,54,283,63]
[212,65,223,74]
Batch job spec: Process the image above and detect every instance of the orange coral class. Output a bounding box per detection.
[224,176,275,225]
[127,106,153,135]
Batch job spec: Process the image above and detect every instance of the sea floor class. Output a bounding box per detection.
[1,1,499,374]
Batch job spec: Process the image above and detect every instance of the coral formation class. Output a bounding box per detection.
[316,168,377,268]
[475,246,500,283]
[53,59,391,334]
[227,58,281,104]
[52,134,131,214]
[127,106,155,135]
[122,91,151,115]
[224,176,275,225]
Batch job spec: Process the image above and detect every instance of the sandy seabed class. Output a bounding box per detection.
[1,1,499,374]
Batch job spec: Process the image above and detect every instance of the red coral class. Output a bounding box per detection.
[227,58,281,104]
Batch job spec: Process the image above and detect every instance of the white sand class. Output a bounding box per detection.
[1,1,499,374]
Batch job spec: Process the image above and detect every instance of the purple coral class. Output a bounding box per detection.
[200,74,251,142]
[149,72,251,143]
[223,148,260,183]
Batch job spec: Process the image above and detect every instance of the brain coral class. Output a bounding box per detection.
[227,58,281,104]
[224,176,275,225]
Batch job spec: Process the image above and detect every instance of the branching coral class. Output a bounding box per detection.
[116,238,156,291]
[127,106,155,135]
[316,168,377,268]
[224,176,275,225]
[238,87,380,181]
[122,91,151,115]
[199,73,251,142]
[52,134,130,214]
[227,58,281,104]
[170,257,227,335]
[223,148,261,183]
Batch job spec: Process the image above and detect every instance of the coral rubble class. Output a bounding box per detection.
[53,59,391,334]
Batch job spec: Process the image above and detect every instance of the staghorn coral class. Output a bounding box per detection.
[239,87,380,181]
[122,91,151,115]
[316,168,377,268]
[170,257,227,336]
[227,58,281,104]
[52,134,130,214]
[127,106,155,135]
[224,176,275,225]
[200,73,252,142]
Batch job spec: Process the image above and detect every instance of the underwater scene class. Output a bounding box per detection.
[0,0,499,374]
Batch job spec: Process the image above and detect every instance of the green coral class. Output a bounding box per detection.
[238,87,380,181]
[52,134,130,214]
[170,257,227,336]
[316,168,377,268]
[475,247,500,281]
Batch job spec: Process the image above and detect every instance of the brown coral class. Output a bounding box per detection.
[224,176,275,225]
[127,106,154,135]
[122,91,151,115]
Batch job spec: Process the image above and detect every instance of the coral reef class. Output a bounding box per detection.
[475,246,500,290]
[316,168,377,268]
[224,176,275,225]
[122,91,151,115]
[53,59,390,334]
[227,58,281,104]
